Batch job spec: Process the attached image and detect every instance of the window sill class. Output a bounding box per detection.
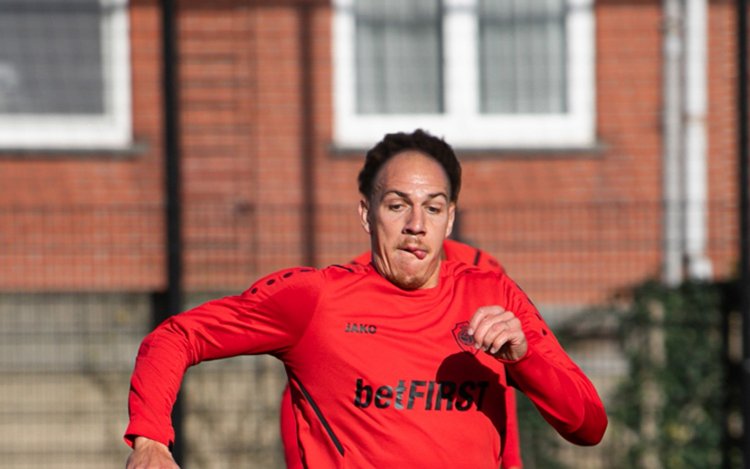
[0,141,150,159]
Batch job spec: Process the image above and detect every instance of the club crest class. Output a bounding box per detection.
[452,321,479,355]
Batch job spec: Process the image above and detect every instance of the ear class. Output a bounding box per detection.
[358,199,371,234]
[445,203,456,238]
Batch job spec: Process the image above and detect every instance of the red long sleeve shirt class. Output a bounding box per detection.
[126,261,606,468]
[345,239,521,468]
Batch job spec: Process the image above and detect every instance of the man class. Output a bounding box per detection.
[280,239,523,469]
[125,129,607,468]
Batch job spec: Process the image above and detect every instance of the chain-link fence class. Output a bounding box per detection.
[0,201,740,468]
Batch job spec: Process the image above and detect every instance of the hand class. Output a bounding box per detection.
[126,436,179,469]
[467,306,528,362]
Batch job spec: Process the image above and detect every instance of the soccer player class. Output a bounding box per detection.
[280,239,523,469]
[125,129,607,468]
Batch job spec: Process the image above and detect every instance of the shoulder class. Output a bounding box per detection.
[443,239,504,273]
[243,264,371,296]
[238,264,374,311]
[445,260,526,299]
[443,239,479,263]
[241,267,324,302]
[320,262,372,281]
[442,259,499,282]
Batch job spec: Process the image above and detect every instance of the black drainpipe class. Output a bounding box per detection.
[737,0,750,467]
[299,2,316,267]
[154,0,185,464]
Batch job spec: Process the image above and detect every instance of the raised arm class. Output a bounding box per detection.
[468,276,607,446]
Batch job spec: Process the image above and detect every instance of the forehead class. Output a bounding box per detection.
[374,151,450,195]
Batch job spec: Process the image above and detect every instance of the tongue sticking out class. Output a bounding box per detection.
[406,248,427,260]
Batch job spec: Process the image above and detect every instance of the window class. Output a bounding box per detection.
[0,0,131,150]
[333,0,595,149]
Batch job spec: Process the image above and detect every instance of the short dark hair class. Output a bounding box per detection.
[357,129,462,203]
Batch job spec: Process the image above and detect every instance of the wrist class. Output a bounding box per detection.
[134,436,169,451]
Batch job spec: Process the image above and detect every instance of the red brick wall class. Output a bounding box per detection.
[707,0,739,280]
[0,0,166,291]
[0,0,740,306]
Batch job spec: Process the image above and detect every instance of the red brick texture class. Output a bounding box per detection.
[0,0,740,306]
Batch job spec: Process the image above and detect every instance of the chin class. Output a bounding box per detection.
[392,279,423,290]
[388,272,428,290]
[376,256,435,290]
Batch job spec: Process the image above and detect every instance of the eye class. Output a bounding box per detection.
[387,203,405,212]
[426,205,443,214]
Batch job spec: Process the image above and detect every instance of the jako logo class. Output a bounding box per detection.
[345,323,377,334]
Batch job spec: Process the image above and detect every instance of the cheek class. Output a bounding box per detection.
[376,223,400,242]
[375,212,403,235]
[431,216,451,233]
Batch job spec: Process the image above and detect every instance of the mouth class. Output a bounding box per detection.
[400,245,428,260]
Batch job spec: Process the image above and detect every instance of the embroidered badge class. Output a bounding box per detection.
[452,321,479,355]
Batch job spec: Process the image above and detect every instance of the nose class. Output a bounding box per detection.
[403,208,426,236]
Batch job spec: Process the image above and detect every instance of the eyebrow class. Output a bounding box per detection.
[383,190,449,201]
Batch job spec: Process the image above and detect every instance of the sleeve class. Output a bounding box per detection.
[500,386,523,468]
[442,239,506,274]
[124,267,323,449]
[500,275,608,446]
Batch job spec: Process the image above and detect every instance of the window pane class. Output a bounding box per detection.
[355,0,442,114]
[479,0,567,114]
[0,0,104,115]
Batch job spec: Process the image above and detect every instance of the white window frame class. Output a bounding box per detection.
[333,0,595,149]
[0,0,131,150]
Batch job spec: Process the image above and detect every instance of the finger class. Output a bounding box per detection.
[467,305,505,335]
[476,313,522,353]
[470,308,515,346]
[488,333,509,355]
[470,315,496,350]
[487,318,521,354]
[472,312,510,351]
[482,319,513,353]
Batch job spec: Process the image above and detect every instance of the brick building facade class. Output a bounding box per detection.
[1,0,739,307]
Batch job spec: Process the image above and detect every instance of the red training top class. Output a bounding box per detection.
[126,261,607,468]
[282,239,522,468]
